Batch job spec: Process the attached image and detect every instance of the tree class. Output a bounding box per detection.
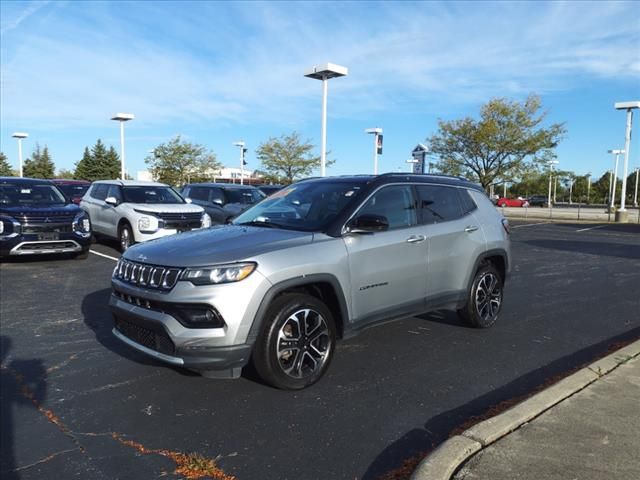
[23,144,55,178]
[429,94,566,190]
[0,152,16,176]
[145,136,221,186]
[256,132,330,184]
[56,169,75,179]
[74,140,121,181]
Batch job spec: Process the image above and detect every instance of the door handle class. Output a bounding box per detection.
[406,235,426,243]
[464,225,479,233]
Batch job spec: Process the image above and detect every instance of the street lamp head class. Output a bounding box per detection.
[304,63,348,80]
[12,132,28,139]
[365,128,382,135]
[608,149,625,155]
[614,101,640,110]
[233,141,245,148]
[111,113,135,121]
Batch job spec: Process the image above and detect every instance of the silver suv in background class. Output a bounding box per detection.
[181,183,266,225]
[81,180,209,251]
[110,174,510,389]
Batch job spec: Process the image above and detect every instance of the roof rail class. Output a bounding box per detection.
[378,172,470,182]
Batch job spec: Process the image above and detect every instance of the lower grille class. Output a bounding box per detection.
[114,316,175,356]
[16,241,78,251]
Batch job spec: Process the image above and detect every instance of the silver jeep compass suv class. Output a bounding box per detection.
[110,174,510,389]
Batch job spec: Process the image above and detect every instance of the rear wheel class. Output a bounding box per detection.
[252,293,336,390]
[458,263,503,328]
[119,222,134,252]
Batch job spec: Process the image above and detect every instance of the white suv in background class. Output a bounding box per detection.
[81,180,210,251]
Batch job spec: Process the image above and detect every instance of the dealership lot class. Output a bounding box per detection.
[1,221,639,480]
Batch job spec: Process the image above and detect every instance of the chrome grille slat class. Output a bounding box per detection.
[113,259,182,290]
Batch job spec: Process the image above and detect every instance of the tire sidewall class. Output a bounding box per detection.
[254,293,336,390]
[119,223,133,252]
[464,264,503,328]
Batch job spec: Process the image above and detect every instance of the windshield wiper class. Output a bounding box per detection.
[236,220,284,229]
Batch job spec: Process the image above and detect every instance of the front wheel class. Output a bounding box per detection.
[458,264,503,328]
[252,293,336,390]
[119,222,134,252]
[499,202,507,207]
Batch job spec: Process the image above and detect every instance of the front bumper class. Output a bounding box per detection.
[1,232,91,256]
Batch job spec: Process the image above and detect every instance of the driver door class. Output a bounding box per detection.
[343,185,428,323]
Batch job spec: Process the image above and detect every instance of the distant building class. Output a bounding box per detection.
[136,167,262,184]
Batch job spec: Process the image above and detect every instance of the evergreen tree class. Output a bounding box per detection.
[0,152,16,176]
[74,140,121,181]
[23,144,55,178]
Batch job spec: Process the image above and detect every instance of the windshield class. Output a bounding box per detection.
[233,181,364,231]
[226,188,266,205]
[57,184,90,198]
[122,186,185,204]
[0,183,67,207]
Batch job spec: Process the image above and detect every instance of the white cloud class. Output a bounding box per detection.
[1,1,638,130]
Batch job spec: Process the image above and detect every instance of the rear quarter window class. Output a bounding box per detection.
[457,189,478,215]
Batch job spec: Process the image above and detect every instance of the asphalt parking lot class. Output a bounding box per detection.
[1,221,639,480]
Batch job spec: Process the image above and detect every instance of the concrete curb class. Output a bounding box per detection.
[410,339,640,480]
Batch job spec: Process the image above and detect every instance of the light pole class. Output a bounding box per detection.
[546,160,558,208]
[12,132,28,177]
[233,141,246,185]
[614,101,639,218]
[608,149,624,211]
[365,128,383,174]
[111,113,134,180]
[586,173,592,203]
[304,63,348,177]
[634,167,639,207]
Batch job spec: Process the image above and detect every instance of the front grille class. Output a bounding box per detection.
[22,224,73,234]
[156,212,202,222]
[113,258,182,290]
[114,316,175,356]
[17,241,78,251]
[18,212,76,224]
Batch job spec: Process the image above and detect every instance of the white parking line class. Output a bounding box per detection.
[512,221,552,229]
[576,225,607,233]
[90,250,119,262]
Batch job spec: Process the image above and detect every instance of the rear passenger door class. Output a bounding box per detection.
[416,185,486,305]
[344,185,428,323]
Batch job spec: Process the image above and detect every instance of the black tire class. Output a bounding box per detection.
[458,263,503,328]
[118,222,134,252]
[499,202,507,207]
[252,293,336,390]
[75,249,90,260]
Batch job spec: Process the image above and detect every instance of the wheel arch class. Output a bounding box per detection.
[247,274,350,343]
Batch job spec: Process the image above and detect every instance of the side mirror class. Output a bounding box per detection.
[185,197,193,204]
[346,214,389,234]
[105,196,119,206]
[212,198,224,206]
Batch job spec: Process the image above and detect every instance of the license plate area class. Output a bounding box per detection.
[38,232,59,241]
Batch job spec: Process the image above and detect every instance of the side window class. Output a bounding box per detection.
[91,184,109,201]
[210,188,225,205]
[189,187,210,202]
[107,185,122,201]
[457,189,477,215]
[416,185,464,224]
[358,185,417,229]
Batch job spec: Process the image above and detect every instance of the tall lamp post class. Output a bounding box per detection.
[614,101,639,221]
[546,160,559,208]
[585,172,592,203]
[111,113,134,180]
[304,63,348,177]
[233,141,246,185]
[12,132,28,177]
[608,149,624,211]
[365,128,383,174]
[634,167,639,208]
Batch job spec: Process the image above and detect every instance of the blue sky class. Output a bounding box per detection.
[1,0,639,182]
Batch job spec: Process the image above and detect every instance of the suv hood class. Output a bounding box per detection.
[129,203,204,214]
[0,203,81,218]
[124,225,313,267]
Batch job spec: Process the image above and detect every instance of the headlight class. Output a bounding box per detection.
[182,262,256,285]
[0,216,21,236]
[73,213,91,236]
[0,220,3,235]
[138,216,158,233]
[201,213,211,228]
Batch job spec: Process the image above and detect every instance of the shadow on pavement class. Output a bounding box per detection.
[0,335,47,480]
[522,239,640,259]
[362,327,640,480]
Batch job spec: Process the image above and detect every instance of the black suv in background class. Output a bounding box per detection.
[527,195,549,207]
[0,177,92,259]
[181,183,266,224]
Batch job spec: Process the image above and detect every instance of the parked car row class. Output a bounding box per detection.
[1,176,283,259]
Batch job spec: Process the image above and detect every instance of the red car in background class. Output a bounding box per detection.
[496,197,529,207]
[51,179,91,205]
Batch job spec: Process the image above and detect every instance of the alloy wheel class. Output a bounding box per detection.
[474,272,501,321]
